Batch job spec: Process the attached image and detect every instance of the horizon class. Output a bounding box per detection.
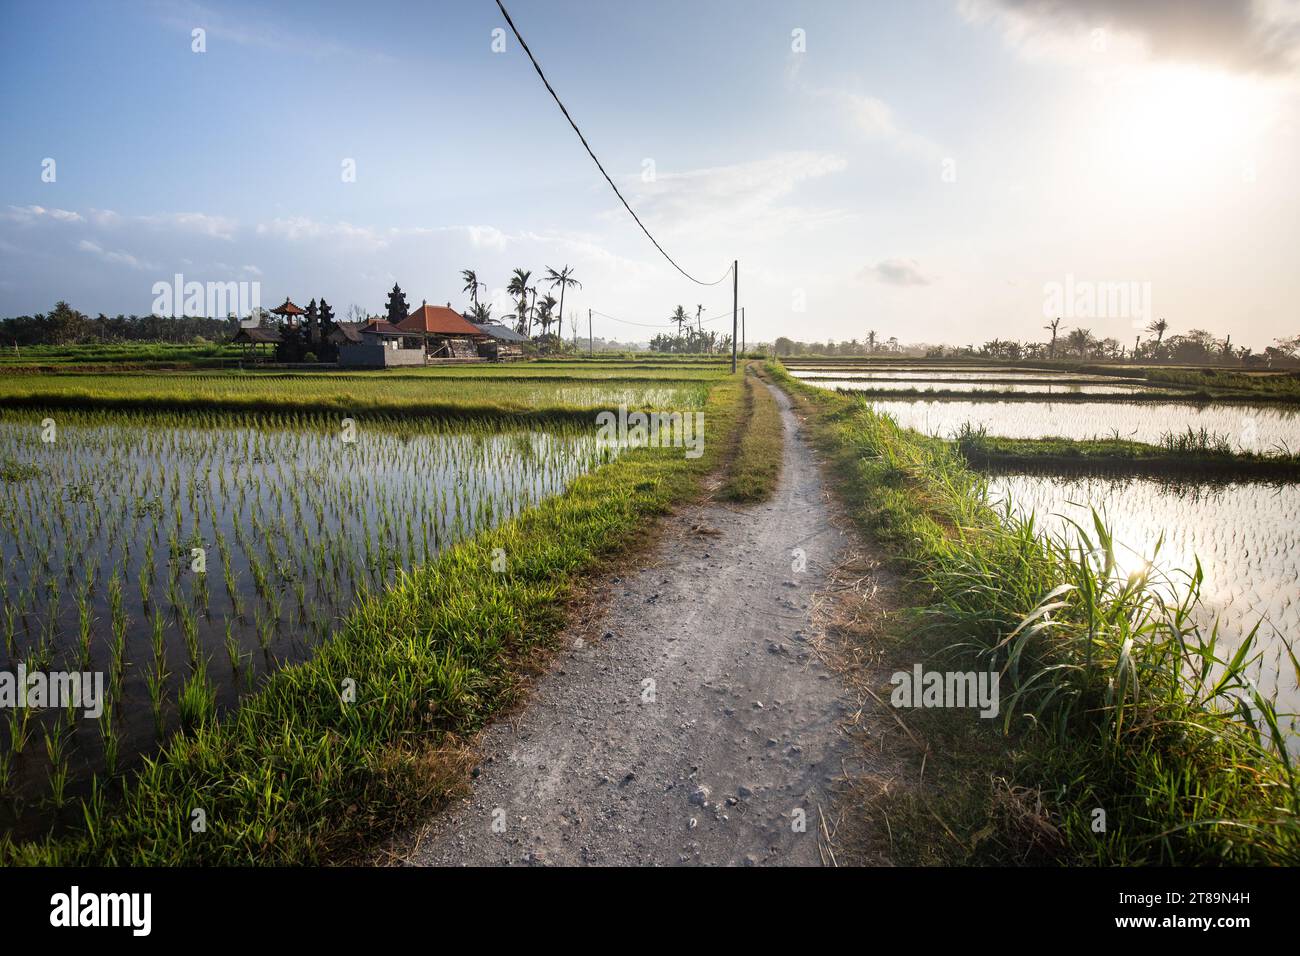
[2,0,1299,350]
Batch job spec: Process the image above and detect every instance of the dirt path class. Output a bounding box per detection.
[386,382,862,866]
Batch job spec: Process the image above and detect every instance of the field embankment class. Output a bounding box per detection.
[957,430,1300,481]
[767,361,1300,865]
[719,369,783,502]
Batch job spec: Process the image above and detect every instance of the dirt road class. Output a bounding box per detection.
[387,381,860,866]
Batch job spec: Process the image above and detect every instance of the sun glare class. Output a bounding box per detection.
[1081,64,1275,195]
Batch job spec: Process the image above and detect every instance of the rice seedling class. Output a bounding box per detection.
[43,719,71,809]
[177,659,216,732]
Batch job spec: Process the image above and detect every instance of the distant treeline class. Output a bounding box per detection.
[0,301,237,347]
[773,327,1300,368]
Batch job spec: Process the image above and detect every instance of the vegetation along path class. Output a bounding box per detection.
[387,383,861,866]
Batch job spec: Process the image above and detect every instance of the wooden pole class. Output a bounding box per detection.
[731,259,738,374]
[588,308,593,358]
[741,307,745,353]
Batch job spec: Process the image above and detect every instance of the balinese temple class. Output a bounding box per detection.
[270,298,306,328]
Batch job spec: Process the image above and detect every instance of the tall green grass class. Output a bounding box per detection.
[769,361,1299,864]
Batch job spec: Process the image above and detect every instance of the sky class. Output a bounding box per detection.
[1,0,1298,348]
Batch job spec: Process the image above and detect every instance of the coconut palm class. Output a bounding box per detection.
[507,269,532,335]
[1146,317,1169,344]
[543,265,582,342]
[1065,326,1095,358]
[1045,317,1061,359]
[670,305,690,344]
[461,270,485,311]
[535,294,557,337]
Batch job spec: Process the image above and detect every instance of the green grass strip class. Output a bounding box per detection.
[957,431,1300,480]
[720,370,783,502]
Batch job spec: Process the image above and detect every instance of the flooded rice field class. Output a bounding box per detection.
[788,367,1148,384]
[806,379,1162,396]
[870,399,1300,453]
[0,411,608,832]
[986,473,1300,719]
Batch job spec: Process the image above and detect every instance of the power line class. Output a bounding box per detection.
[591,306,736,330]
[494,0,733,288]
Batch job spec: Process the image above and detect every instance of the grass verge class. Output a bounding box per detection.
[719,369,783,502]
[957,428,1300,481]
[0,374,745,864]
[767,361,1299,865]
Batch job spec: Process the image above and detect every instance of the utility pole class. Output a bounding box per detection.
[588,308,593,358]
[741,307,745,353]
[731,259,738,374]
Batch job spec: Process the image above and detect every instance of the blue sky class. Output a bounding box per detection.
[2,0,1298,347]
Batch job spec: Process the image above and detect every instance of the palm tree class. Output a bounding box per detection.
[1146,317,1169,345]
[866,330,878,353]
[461,270,485,311]
[543,265,581,342]
[1065,327,1095,358]
[507,269,532,335]
[696,304,704,333]
[471,301,493,324]
[535,294,557,338]
[1045,317,1061,359]
[670,305,690,346]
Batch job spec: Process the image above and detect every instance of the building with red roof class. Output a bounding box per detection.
[397,300,487,359]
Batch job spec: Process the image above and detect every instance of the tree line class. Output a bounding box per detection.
[1,302,237,347]
[774,320,1300,367]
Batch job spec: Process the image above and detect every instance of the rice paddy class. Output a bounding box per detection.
[871,398,1300,452]
[0,361,745,864]
[801,379,1165,396]
[793,358,1300,744]
[0,368,715,420]
[771,360,1300,863]
[986,473,1300,719]
[0,405,619,836]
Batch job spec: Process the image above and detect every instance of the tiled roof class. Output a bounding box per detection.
[398,304,484,336]
[270,298,305,316]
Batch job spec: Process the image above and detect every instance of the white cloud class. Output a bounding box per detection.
[3,205,85,224]
[255,216,388,250]
[77,239,151,271]
[137,211,237,240]
[960,0,1300,74]
[860,258,936,287]
[619,152,850,240]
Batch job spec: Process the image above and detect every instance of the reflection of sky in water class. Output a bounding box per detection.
[810,380,1159,395]
[987,474,1300,720]
[791,368,1146,383]
[871,400,1300,454]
